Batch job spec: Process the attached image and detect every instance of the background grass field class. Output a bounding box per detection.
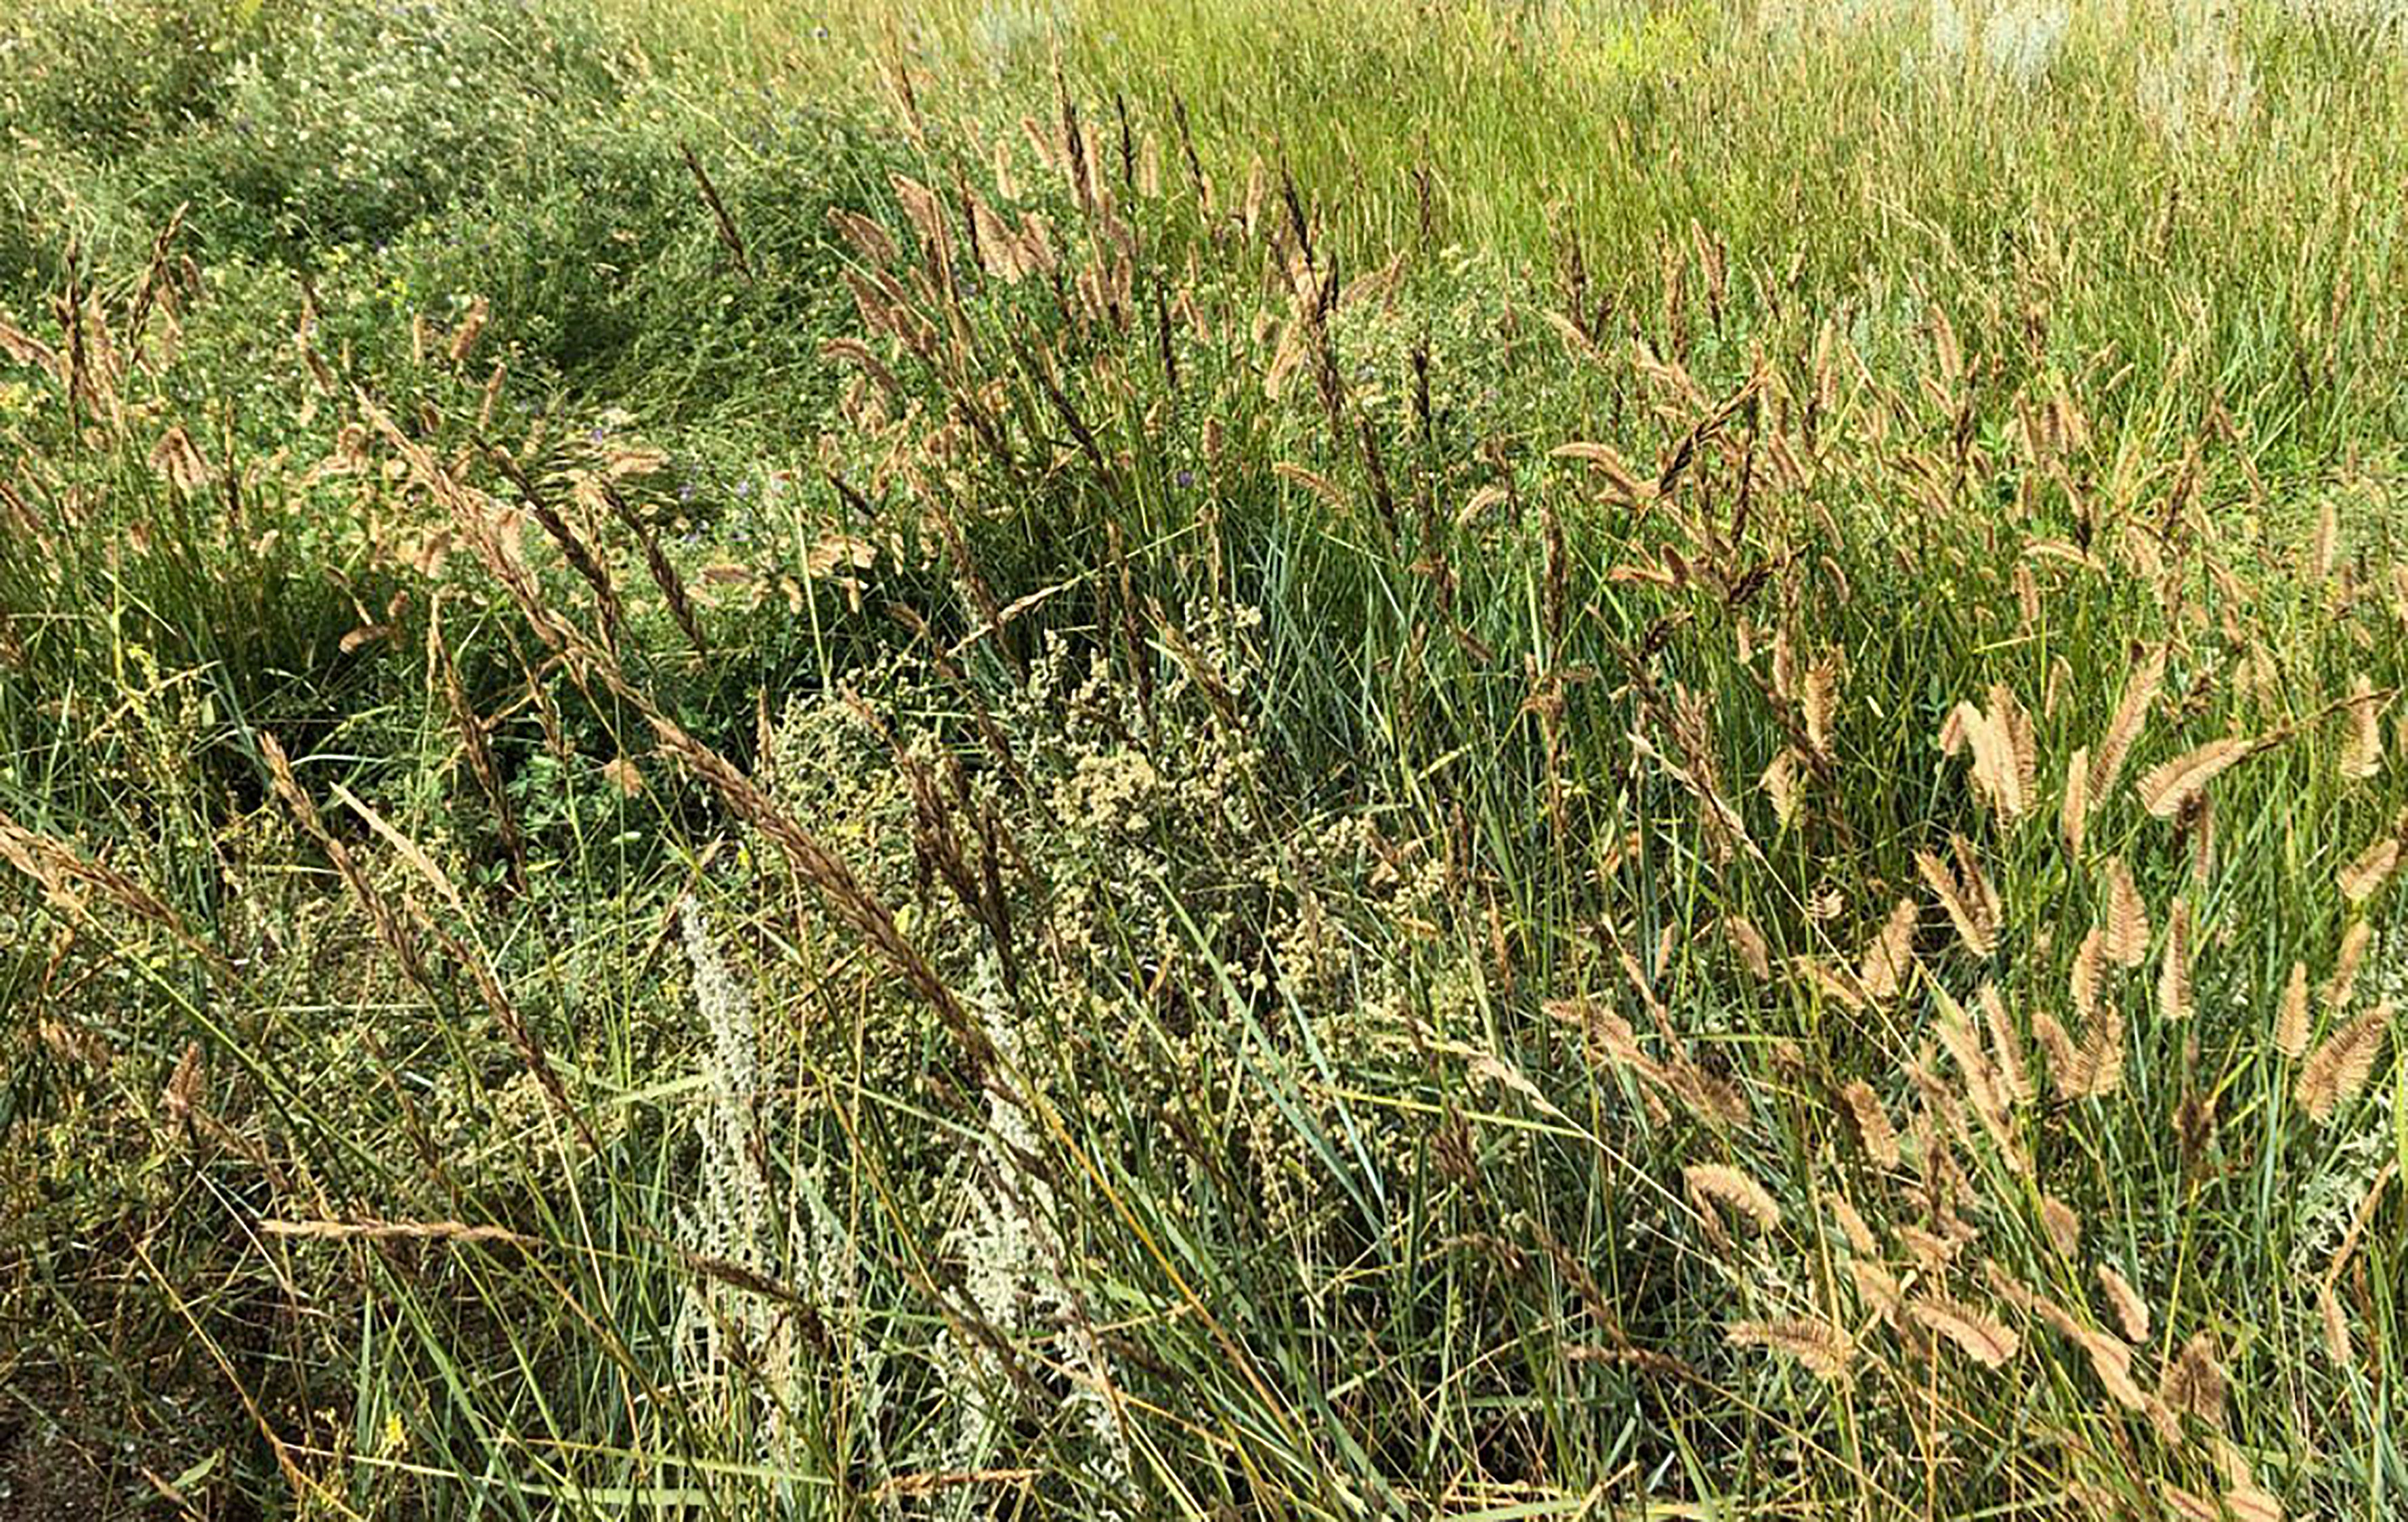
[1,1,2404,1516]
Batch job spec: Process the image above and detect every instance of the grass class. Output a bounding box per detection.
[1,0,2403,1517]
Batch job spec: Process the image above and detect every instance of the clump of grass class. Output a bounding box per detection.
[4,3,2407,1517]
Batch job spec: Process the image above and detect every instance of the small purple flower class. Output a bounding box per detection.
[679,483,695,503]
[588,427,607,444]
[1176,469,1195,488]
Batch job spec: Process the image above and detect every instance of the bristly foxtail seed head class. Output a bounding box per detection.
[2101,857,2149,969]
[2157,898,2193,1023]
[2090,643,2167,807]
[1684,1163,1782,1234]
[2298,1002,2390,1122]
[2136,736,2251,820]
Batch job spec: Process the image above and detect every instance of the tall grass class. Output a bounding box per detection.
[613,0,2408,466]
[1,0,2403,1517]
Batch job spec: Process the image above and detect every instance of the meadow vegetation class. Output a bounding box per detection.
[1,0,2403,1516]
